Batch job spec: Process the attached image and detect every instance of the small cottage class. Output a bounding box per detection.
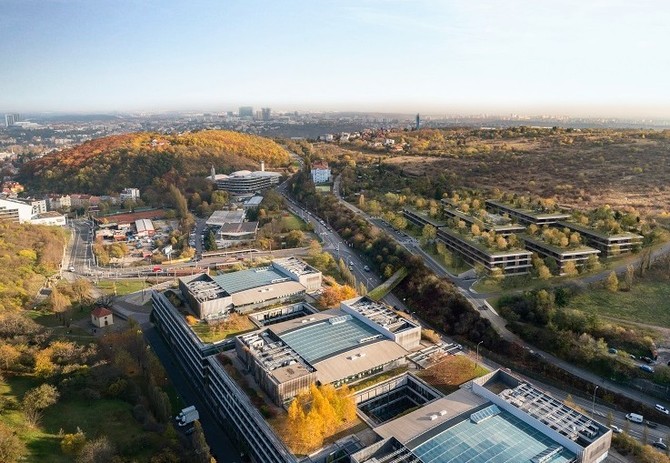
[91,307,114,328]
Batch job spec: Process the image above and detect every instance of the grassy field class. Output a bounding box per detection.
[0,376,150,463]
[570,281,670,327]
[280,213,307,232]
[96,279,150,296]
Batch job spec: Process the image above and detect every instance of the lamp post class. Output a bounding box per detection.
[592,385,599,418]
[475,341,483,371]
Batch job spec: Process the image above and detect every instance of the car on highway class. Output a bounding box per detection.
[68,266,75,272]
[610,425,622,434]
[642,356,654,364]
[645,420,658,428]
[655,404,670,415]
[608,347,618,354]
[652,440,668,451]
[363,265,370,272]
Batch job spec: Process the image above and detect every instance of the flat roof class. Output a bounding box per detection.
[231,281,305,307]
[274,256,321,277]
[313,339,408,385]
[212,267,290,294]
[521,235,600,256]
[410,406,576,463]
[206,210,246,226]
[403,207,446,228]
[135,218,154,232]
[485,200,570,220]
[343,297,419,334]
[218,222,258,235]
[557,221,643,241]
[276,314,382,364]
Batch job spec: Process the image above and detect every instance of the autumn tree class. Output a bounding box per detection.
[49,287,70,313]
[76,436,116,463]
[422,224,437,241]
[61,428,86,455]
[190,421,212,463]
[605,271,619,292]
[538,265,552,280]
[0,422,25,463]
[0,343,21,371]
[23,384,60,427]
[562,260,579,277]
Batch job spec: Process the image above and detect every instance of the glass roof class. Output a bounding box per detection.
[411,407,576,463]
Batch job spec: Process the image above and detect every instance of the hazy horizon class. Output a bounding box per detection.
[3,0,669,118]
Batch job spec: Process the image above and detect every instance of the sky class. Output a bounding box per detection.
[1,0,669,117]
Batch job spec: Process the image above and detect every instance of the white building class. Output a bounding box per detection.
[31,212,67,226]
[0,197,33,223]
[91,307,114,328]
[120,188,140,201]
[310,161,331,184]
[210,164,281,196]
[47,194,71,211]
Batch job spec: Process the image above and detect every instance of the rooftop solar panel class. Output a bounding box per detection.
[412,409,575,463]
[279,316,381,363]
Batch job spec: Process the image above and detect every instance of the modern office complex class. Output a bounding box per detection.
[442,202,525,237]
[486,200,570,226]
[402,208,446,230]
[436,227,533,275]
[210,165,281,195]
[236,296,421,404]
[151,291,296,463]
[351,370,611,463]
[557,221,643,258]
[0,197,66,225]
[521,235,601,274]
[179,257,322,320]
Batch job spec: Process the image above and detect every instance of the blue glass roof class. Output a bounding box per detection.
[212,267,289,294]
[411,407,576,463]
[278,315,381,363]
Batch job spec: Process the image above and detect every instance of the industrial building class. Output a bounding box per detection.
[557,221,643,258]
[179,257,322,320]
[236,296,421,404]
[352,370,611,463]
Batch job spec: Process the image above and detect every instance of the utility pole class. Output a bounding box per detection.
[592,385,599,418]
[475,341,483,371]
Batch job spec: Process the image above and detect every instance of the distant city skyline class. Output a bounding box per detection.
[2,0,669,118]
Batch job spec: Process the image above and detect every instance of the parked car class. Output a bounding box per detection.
[610,425,623,434]
[642,356,654,364]
[640,365,654,373]
[608,348,618,354]
[655,404,670,415]
[645,420,658,429]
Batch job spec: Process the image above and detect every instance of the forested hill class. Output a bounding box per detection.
[19,130,290,195]
[0,221,67,311]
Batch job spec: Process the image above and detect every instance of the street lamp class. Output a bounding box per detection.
[475,341,484,371]
[592,385,599,418]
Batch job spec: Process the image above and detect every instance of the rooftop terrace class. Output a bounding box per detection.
[344,297,418,334]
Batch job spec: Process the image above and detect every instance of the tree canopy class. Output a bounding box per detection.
[19,130,290,195]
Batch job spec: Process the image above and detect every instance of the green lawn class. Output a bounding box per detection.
[280,213,307,232]
[570,281,670,327]
[96,279,151,296]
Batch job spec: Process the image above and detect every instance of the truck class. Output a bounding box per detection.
[625,413,643,423]
[176,406,199,427]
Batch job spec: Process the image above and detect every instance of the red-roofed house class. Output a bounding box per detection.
[91,307,114,328]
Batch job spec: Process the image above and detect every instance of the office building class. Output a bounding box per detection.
[236,296,420,404]
[485,200,570,226]
[239,106,254,118]
[4,114,20,127]
[442,200,526,237]
[261,107,272,121]
[521,235,601,275]
[352,370,611,463]
[0,197,34,223]
[179,257,322,320]
[557,221,643,258]
[211,169,281,195]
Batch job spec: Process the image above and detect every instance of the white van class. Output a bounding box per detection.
[625,413,644,423]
